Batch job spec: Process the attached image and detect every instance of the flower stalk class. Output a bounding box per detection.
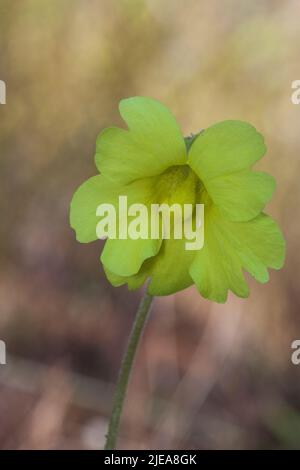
[105,289,154,450]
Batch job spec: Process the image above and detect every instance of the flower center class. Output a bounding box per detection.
[153,165,199,206]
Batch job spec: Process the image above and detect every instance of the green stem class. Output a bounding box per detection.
[104,290,154,450]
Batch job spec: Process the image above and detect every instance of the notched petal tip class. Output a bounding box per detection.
[96,96,187,184]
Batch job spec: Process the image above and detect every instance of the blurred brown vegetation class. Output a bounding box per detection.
[0,0,300,449]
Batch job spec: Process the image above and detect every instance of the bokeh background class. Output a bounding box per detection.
[0,0,300,450]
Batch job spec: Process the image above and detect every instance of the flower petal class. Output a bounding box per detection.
[103,265,147,290]
[147,236,196,295]
[188,120,269,221]
[101,236,162,277]
[189,205,285,303]
[95,97,187,184]
[205,170,276,221]
[188,120,267,181]
[70,175,120,243]
[104,226,198,295]
[70,174,155,242]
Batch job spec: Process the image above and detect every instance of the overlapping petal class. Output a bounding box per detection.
[204,170,275,221]
[188,120,270,221]
[103,209,202,295]
[101,236,162,278]
[103,234,196,296]
[70,174,163,276]
[188,120,266,180]
[95,97,187,185]
[70,175,120,243]
[189,203,285,303]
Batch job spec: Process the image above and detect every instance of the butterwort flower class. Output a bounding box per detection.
[70,97,285,302]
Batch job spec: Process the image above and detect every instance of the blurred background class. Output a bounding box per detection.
[0,0,299,450]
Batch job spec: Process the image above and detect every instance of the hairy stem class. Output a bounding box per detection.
[104,290,154,450]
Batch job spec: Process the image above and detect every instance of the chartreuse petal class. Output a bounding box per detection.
[103,265,148,290]
[71,173,163,276]
[188,120,269,221]
[100,185,162,277]
[103,216,199,295]
[101,236,162,278]
[188,120,266,180]
[100,176,163,277]
[204,170,276,221]
[95,97,187,185]
[102,168,200,293]
[103,238,195,295]
[70,175,121,243]
[189,202,285,303]
[147,236,196,295]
